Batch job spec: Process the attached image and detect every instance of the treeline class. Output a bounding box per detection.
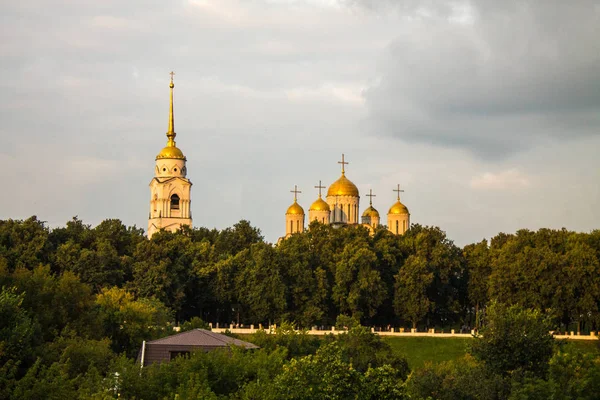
[1,216,600,332]
[2,216,600,399]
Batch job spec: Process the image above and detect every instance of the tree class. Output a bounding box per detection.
[0,286,40,366]
[180,316,211,332]
[0,216,51,271]
[96,287,172,356]
[272,342,364,399]
[400,225,464,328]
[332,243,387,322]
[235,243,286,324]
[278,232,328,327]
[406,354,509,400]
[394,255,433,329]
[332,326,409,379]
[464,240,491,328]
[469,302,554,377]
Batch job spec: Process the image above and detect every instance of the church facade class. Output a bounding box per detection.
[285,155,410,238]
[147,74,192,238]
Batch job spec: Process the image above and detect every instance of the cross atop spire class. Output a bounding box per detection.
[393,184,404,200]
[314,180,326,198]
[290,185,302,202]
[167,72,176,145]
[366,189,376,206]
[338,153,349,175]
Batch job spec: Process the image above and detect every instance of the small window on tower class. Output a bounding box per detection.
[163,168,166,172]
[170,194,180,210]
[174,168,177,172]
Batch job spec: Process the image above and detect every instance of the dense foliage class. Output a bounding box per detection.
[1,216,600,398]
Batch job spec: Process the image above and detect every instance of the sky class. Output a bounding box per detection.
[1,0,599,245]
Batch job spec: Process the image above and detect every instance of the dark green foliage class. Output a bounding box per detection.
[248,322,321,358]
[1,217,600,398]
[329,326,410,379]
[179,316,211,331]
[469,302,554,377]
[0,287,40,366]
[407,355,510,400]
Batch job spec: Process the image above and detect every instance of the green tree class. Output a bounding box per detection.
[469,302,554,377]
[0,216,51,271]
[400,225,464,328]
[406,354,509,400]
[180,316,211,331]
[394,255,433,329]
[96,287,172,356]
[464,240,491,328]
[332,326,409,378]
[273,342,364,400]
[332,243,387,322]
[278,232,328,327]
[235,243,286,324]
[0,286,40,366]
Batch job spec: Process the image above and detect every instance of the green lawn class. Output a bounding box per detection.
[383,337,472,369]
[383,336,600,370]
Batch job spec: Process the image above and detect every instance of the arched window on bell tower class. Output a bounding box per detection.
[170,194,180,210]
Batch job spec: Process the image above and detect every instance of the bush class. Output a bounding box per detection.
[179,316,211,332]
[469,302,554,377]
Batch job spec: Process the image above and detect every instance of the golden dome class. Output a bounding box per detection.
[309,197,330,212]
[362,205,380,218]
[388,200,409,215]
[156,144,186,160]
[327,174,359,197]
[286,201,304,215]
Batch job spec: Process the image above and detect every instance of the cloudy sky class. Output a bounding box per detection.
[1,0,599,245]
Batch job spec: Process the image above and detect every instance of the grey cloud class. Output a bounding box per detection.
[358,0,600,157]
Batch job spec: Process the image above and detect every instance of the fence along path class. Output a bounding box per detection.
[206,324,599,341]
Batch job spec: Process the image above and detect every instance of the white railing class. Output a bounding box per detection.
[207,324,599,341]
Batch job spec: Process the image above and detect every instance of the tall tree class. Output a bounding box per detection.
[394,255,433,329]
[332,242,387,322]
[464,240,491,328]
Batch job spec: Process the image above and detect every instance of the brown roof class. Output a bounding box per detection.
[147,329,259,349]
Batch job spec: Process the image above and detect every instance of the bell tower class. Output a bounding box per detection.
[148,72,192,238]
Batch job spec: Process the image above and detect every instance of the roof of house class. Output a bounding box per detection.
[146,329,259,349]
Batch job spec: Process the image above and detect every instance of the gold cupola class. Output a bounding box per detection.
[287,202,305,215]
[286,185,305,236]
[326,154,359,197]
[387,184,410,235]
[388,201,409,215]
[286,185,305,215]
[310,198,330,212]
[310,180,330,212]
[362,205,380,218]
[156,73,186,160]
[361,189,380,230]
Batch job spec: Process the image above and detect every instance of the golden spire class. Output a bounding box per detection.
[366,189,376,206]
[167,71,176,146]
[338,153,349,175]
[393,184,404,201]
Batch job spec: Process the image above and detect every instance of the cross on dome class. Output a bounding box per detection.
[366,189,376,206]
[338,154,349,174]
[314,180,326,198]
[393,184,405,200]
[290,185,302,202]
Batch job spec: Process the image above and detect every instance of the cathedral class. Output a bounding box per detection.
[284,154,410,238]
[147,73,192,238]
[144,74,409,240]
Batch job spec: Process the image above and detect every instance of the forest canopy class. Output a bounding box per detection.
[1,216,600,399]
